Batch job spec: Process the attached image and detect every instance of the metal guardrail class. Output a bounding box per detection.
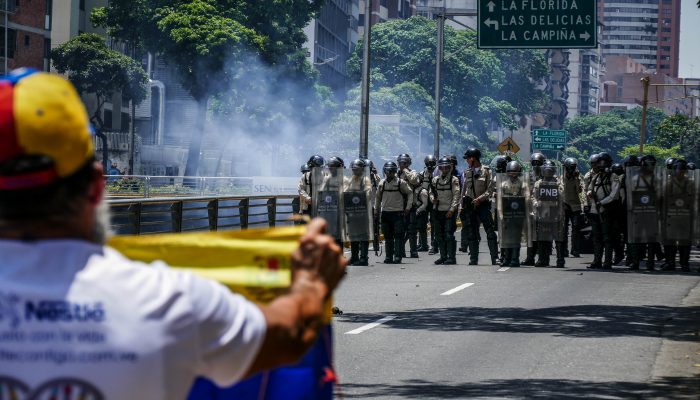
[108,195,301,235]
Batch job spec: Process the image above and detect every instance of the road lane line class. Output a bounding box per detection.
[345,316,396,335]
[497,267,510,272]
[440,282,474,296]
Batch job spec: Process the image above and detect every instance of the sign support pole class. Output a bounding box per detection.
[434,13,444,158]
[359,0,372,160]
[639,76,650,155]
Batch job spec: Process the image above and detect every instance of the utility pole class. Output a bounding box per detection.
[639,76,650,155]
[359,0,372,160]
[434,13,444,158]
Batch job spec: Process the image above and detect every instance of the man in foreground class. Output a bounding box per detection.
[0,70,346,399]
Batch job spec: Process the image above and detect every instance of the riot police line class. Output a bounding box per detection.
[297,151,699,271]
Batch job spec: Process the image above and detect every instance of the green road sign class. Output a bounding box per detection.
[478,0,597,49]
[532,129,567,151]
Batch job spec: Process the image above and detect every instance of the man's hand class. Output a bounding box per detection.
[472,197,482,206]
[446,210,453,218]
[305,198,312,205]
[291,218,346,295]
[404,209,410,216]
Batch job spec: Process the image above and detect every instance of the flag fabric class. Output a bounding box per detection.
[108,226,335,399]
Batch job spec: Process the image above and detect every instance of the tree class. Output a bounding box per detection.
[51,33,148,170]
[92,0,324,176]
[652,114,700,162]
[619,145,681,161]
[346,16,549,141]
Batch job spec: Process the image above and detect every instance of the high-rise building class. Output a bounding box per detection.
[0,0,52,74]
[597,0,681,77]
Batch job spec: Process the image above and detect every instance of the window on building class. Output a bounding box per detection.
[24,35,29,47]
[0,29,17,59]
[45,0,52,30]
[104,109,113,129]
[79,0,84,11]
[121,112,130,133]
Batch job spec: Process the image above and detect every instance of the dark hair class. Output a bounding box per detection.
[0,159,95,222]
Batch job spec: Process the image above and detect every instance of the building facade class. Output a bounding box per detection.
[597,0,681,78]
[0,0,52,74]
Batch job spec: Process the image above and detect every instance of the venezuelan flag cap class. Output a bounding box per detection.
[0,68,94,190]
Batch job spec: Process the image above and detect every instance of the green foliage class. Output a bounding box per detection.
[652,114,700,161]
[346,16,549,141]
[619,145,682,161]
[562,107,667,168]
[50,33,148,127]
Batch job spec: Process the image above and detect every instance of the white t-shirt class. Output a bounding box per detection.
[0,239,267,399]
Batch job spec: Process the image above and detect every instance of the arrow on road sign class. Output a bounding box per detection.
[534,137,541,142]
[497,137,520,154]
[487,1,496,12]
[580,31,591,41]
[484,18,499,31]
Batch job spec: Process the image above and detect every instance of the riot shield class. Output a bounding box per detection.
[533,178,564,242]
[497,172,530,248]
[343,167,373,242]
[312,166,345,242]
[662,168,696,245]
[626,166,663,244]
[695,169,700,246]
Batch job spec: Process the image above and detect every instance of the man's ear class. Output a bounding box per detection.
[88,161,105,205]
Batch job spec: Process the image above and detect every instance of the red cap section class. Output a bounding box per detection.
[0,169,58,190]
[0,80,21,162]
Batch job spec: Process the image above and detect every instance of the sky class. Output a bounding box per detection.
[679,0,700,78]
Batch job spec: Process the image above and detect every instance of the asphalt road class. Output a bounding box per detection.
[332,233,700,399]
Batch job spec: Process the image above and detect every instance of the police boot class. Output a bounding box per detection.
[394,235,403,264]
[509,247,521,267]
[434,241,447,265]
[590,240,603,269]
[522,246,536,266]
[645,244,655,271]
[409,236,419,258]
[399,237,407,258]
[468,241,479,265]
[679,246,691,272]
[488,239,499,265]
[500,248,510,267]
[602,242,614,270]
[349,242,360,266]
[356,241,369,266]
[535,242,550,267]
[383,235,395,264]
[555,241,565,268]
[418,229,429,251]
[628,244,640,270]
[444,239,457,265]
[662,245,676,271]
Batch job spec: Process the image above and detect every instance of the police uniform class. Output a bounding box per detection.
[431,173,461,264]
[588,170,621,269]
[532,177,565,267]
[297,171,313,215]
[399,167,422,258]
[562,172,584,257]
[417,168,434,252]
[345,174,372,266]
[375,177,413,264]
[460,166,498,264]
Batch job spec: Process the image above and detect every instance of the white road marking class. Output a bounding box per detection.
[345,316,396,335]
[440,282,475,296]
[497,267,510,272]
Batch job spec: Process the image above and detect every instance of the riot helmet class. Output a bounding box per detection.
[542,160,556,179]
[563,157,578,174]
[300,163,311,174]
[448,154,458,167]
[665,157,677,170]
[506,161,522,179]
[622,155,639,168]
[350,159,366,176]
[493,155,508,173]
[437,156,452,176]
[364,159,376,173]
[308,154,325,168]
[598,152,613,170]
[687,162,696,170]
[611,163,624,176]
[530,152,546,167]
[640,154,657,168]
[424,155,437,171]
[463,147,481,160]
[383,161,398,176]
[327,156,344,168]
[397,153,412,168]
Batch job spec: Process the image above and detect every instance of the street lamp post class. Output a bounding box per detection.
[359,0,372,160]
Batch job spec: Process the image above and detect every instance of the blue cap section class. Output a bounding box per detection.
[0,68,39,85]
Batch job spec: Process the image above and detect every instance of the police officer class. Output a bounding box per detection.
[298,155,324,218]
[610,162,627,265]
[587,152,621,269]
[375,161,413,264]
[346,159,372,266]
[431,156,461,265]
[562,158,583,258]
[533,160,565,267]
[418,155,436,253]
[493,155,509,264]
[397,154,421,258]
[319,156,347,247]
[620,155,639,266]
[365,159,383,256]
[499,161,527,267]
[522,152,546,266]
[627,155,660,270]
[661,159,694,272]
[460,147,498,265]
